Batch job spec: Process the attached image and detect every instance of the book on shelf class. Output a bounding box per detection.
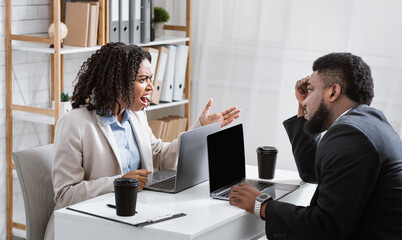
[173,45,189,101]
[119,0,130,44]
[109,0,119,42]
[87,2,99,47]
[160,45,176,103]
[163,116,179,142]
[150,46,169,104]
[140,0,152,43]
[129,0,142,44]
[148,116,187,142]
[141,47,159,78]
[64,2,90,47]
[64,1,99,47]
[148,119,165,139]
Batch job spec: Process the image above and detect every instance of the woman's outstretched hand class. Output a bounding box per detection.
[199,98,241,128]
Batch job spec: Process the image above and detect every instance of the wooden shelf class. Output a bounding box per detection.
[12,227,26,239]
[12,36,190,54]
[146,99,189,111]
[12,42,102,54]
[12,100,189,125]
[139,36,190,47]
[13,110,56,125]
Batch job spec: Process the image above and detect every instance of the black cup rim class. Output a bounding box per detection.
[256,146,278,153]
[114,177,139,187]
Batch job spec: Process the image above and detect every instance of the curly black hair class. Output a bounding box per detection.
[312,52,374,106]
[71,42,151,117]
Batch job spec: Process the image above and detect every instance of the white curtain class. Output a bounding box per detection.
[189,0,402,170]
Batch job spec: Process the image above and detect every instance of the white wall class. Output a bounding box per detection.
[190,0,402,171]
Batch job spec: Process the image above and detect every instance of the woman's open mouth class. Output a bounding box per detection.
[140,96,150,107]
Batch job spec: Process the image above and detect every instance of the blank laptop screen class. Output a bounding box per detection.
[207,124,246,193]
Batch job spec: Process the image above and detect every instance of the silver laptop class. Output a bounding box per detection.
[207,124,300,200]
[145,122,221,193]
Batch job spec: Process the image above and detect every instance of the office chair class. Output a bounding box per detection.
[13,144,55,240]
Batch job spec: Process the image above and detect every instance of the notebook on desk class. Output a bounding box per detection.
[207,124,300,200]
[145,122,221,193]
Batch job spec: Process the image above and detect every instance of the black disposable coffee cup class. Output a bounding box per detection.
[114,178,139,216]
[256,146,278,179]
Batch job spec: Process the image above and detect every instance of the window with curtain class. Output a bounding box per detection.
[161,0,402,170]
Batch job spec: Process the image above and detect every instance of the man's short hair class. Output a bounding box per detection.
[312,52,374,105]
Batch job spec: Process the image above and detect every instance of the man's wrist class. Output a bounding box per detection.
[260,201,268,220]
[254,193,272,219]
[297,103,305,117]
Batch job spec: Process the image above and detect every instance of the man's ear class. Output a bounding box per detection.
[329,84,341,102]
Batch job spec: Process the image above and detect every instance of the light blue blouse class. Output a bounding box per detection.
[100,110,141,173]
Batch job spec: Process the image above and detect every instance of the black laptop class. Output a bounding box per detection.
[207,124,300,200]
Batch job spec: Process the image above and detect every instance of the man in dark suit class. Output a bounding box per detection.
[229,52,402,240]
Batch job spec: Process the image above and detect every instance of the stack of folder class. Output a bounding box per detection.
[148,116,187,142]
[64,1,99,47]
[108,0,154,44]
[63,0,161,46]
[142,44,189,104]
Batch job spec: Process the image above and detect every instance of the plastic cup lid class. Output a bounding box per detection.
[256,146,278,153]
[114,178,139,186]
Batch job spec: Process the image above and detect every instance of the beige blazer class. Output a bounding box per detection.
[53,107,199,208]
[45,107,199,240]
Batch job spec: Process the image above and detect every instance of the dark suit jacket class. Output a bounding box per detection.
[265,104,402,240]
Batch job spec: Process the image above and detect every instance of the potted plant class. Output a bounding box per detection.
[60,92,72,113]
[154,7,170,38]
[53,92,72,114]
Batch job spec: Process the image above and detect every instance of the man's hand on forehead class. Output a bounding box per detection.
[296,76,310,95]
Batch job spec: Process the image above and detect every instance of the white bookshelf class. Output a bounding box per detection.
[11,36,191,126]
[12,36,190,54]
[6,0,192,237]
[12,100,189,125]
[139,36,190,47]
[147,99,189,111]
[13,110,56,125]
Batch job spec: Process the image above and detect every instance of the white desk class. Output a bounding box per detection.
[55,166,316,240]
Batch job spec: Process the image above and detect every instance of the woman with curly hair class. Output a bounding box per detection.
[44,42,240,240]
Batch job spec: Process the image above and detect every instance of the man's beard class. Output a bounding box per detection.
[303,100,331,136]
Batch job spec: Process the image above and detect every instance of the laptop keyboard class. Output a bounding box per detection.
[148,177,176,189]
[220,188,231,198]
[218,180,274,198]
